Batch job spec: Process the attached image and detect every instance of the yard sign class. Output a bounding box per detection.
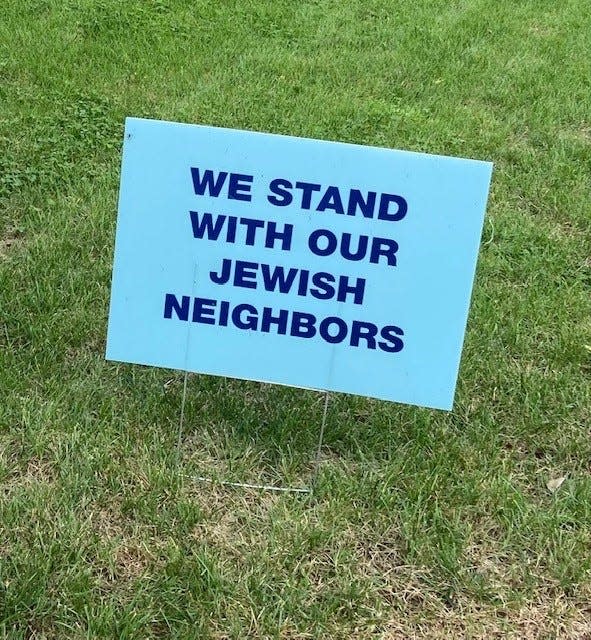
[106,117,492,410]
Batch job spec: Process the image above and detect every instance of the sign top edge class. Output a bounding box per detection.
[123,116,494,169]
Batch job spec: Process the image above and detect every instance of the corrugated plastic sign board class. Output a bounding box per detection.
[106,118,492,410]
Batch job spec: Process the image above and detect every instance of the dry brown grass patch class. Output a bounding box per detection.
[0,227,23,259]
[1,453,57,498]
[380,595,591,639]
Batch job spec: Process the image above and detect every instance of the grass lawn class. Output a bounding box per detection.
[1,0,590,637]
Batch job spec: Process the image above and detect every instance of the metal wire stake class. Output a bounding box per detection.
[193,476,310,494]
[176,370,189,467]
[311,391,330,486]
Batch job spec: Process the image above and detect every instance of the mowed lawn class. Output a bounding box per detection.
[1,0,590,638]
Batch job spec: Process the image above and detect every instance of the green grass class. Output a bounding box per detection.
[1,0,590,637]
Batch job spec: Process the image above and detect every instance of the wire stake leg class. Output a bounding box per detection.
[311,391,330,487]
[176,370,189,467]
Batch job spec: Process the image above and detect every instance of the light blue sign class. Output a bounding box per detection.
[107,117,492,410]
